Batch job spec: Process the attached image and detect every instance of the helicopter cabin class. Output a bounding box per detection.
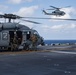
[0,23,31,50]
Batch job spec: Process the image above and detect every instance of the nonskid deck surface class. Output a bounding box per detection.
[0,45,76,75]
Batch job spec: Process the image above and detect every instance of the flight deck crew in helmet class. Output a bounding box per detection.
[13,32,18,44]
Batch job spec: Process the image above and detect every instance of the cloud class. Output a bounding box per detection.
[51,24,76,31]
[51,25,63,30]
[38,23,76,40]
[41,25,50,32]
[14,5,38,17]
[50,24,76,32]
[62,7,76,15]
[41,23,76,32]
[20,21,34,28]
[8,0,33,4]
[13,5,39,28]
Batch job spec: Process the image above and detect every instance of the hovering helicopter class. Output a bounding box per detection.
[0,14,44,51]
[43,6,70,16]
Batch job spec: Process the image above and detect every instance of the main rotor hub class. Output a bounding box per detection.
[4,14,20,19]
[0,14,20,22]
[0,13,41,24]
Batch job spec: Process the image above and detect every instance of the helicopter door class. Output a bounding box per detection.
[9,31,22,45]
[9,31,14,44]
[16,31,22,44]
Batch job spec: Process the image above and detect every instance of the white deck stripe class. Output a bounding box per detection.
[52,51,76,54]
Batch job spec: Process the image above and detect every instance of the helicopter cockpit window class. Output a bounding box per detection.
[26,31,31,40]
[34,31,39,35]
[52,11,55,13]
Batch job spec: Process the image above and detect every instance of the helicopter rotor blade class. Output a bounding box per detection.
[50,6,71,10]
[62,6,71,8]
[20,19,41,24]
[49,18,76,21]
[46,9,55,10]
[23,17,76,21]
[50,6,60,9]
[0,14,41,24]
[0,14,4,18]
[0,13,76,23]
[58,6,71,9]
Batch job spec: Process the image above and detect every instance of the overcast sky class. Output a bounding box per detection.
[0,0,76,40]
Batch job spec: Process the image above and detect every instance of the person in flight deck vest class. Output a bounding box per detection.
[13,33,18,44]
[30,34,38,46]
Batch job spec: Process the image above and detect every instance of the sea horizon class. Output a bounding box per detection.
[44,39,76,45]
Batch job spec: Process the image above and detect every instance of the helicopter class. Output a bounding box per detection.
[0,14,44,51]
[43,6,70,16]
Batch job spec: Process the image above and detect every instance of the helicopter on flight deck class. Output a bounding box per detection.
[0,14,44,51]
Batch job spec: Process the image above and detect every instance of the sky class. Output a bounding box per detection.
[0,0,76,40]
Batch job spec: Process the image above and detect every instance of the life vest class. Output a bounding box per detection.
[30,34,38,43]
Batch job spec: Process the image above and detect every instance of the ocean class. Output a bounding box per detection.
[44,40,76,45]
